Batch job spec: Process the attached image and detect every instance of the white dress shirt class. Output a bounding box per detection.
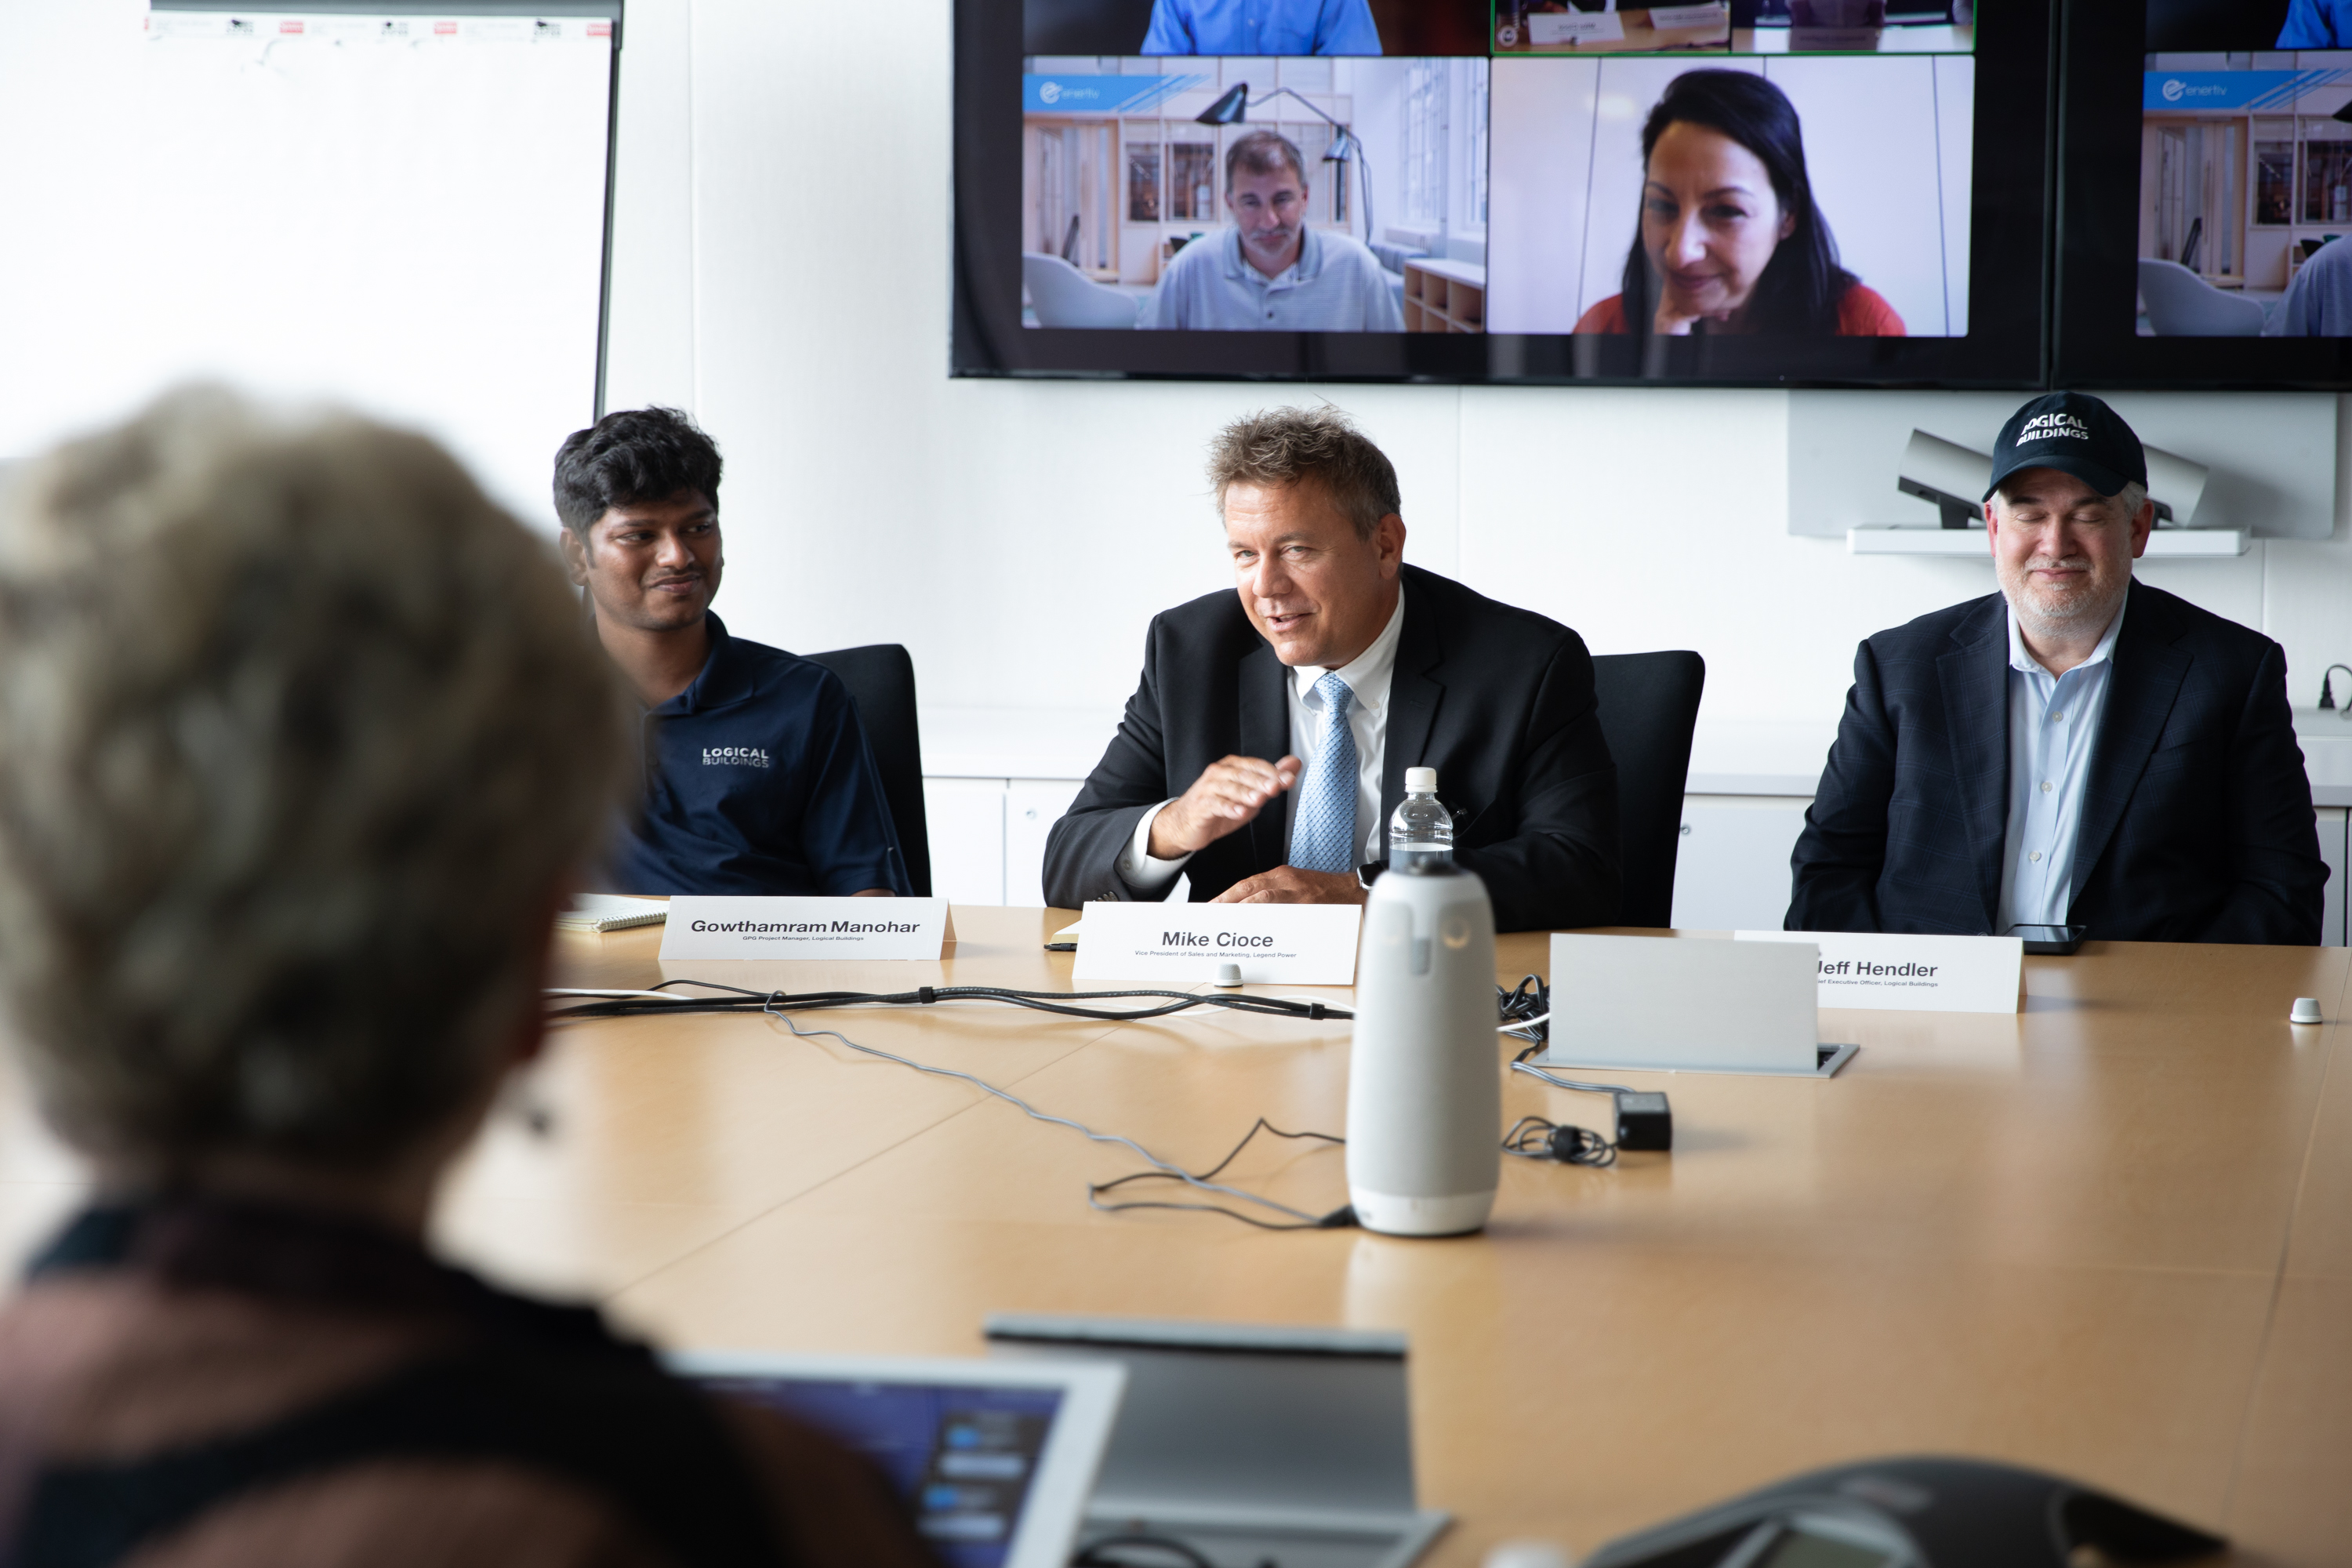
[1118,588,1406,893]
[1996,596,2126,931]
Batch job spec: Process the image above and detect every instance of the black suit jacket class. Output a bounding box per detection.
[1043,565,1621,931]
[1788,581,2325,944]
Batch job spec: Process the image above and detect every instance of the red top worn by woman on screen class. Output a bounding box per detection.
[1576,69,1904,339]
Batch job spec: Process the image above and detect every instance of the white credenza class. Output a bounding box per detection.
[920,709,1116,908]
[918,706,2352,946]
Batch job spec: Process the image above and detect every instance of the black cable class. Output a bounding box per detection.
[1088,1118,1352,1230]
[750,1002,1349,1228]
[548,978,1351,1025]
[1073,1534,1222,1568]
[1497,975,1551,1065]
[1502,1114,1617,1168]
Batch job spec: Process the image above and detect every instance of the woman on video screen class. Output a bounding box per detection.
[1577,70,1904,338]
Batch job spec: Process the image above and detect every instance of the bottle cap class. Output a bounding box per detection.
[1405,767,1437,793]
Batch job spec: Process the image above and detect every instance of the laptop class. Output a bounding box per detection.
[985,1314,1451,1568]
[669,1351,1125,1568]
[1544,932,1857,1076]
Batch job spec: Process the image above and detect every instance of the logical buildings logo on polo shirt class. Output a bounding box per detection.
[2016,412,2092,446]
[702,746,771,769]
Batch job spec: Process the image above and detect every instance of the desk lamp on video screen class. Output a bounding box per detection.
[956,0,2053,385]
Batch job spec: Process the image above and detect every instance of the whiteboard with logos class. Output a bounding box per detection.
[0,2,617,528]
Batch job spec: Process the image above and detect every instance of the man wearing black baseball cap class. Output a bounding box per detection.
[1788,392,2325,944]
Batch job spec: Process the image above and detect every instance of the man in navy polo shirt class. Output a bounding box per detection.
[554,407,909,897]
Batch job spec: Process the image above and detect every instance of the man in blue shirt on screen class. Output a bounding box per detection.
[554,408,910,898]
[2279,0,2352,46]
[1145,131,1403,332]
[1143,0,1381,54]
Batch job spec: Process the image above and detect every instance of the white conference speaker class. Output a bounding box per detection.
[1345,861,1500,1237]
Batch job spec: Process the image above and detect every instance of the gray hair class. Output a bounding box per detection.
[1225,129,1308,193]
[0,389,630,1173]
[1207,405,1400,540]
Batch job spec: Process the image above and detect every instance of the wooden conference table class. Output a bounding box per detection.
[1,907,2344,1563]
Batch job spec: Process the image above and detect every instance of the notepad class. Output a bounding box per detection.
[556,894,669,933]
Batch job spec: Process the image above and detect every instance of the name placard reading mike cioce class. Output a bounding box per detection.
[1073,902,1361,985]
[1735,930,2023,1014]
[659,898,953,960]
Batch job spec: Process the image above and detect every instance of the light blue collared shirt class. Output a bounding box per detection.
[1997,597,2127,931]
[1142,0,1382,55]
[1141,225,1404,332]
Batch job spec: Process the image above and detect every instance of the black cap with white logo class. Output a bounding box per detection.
[1982,391,2147,501]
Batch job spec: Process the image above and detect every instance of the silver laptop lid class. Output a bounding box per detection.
[984,1314,1417,1519]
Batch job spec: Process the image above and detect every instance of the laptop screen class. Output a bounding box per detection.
[701,1374,1067,1568]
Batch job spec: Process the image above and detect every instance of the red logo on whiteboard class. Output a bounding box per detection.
[434,20,458,34]
[588,20,612,35]
[278,18,303,31]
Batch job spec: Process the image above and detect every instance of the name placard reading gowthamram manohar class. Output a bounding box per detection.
[659,898,952,960]
[1073,902,1361,985]
[1735,930,2023,1014]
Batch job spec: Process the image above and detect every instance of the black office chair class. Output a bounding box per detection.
[1589,651,1706,929]
[804,644,933,898]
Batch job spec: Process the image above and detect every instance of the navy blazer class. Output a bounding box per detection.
[1788,582,2325,944]
[1041,564,1621,932]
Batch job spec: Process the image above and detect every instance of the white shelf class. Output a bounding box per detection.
[1846,527,2251,558]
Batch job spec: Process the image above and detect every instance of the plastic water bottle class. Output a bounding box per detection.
[1388,766,1453,871]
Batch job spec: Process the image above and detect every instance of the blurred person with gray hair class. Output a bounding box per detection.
[0,390,936,1566]
[1044,405,1620,931]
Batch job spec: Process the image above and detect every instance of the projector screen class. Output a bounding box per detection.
[0,1,618,527]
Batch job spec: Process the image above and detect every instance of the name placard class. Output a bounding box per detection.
[659,898,952,960]
[1529,9,1625,43]
[1735,930,2022,1014]
[1649,2,1730,29]
[1072,902,1361,985]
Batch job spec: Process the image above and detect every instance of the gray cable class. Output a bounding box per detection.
[1510,1060,1635,1096]
[757,998,1329,1225]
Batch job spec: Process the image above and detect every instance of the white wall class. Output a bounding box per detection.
[602,0,2352,746]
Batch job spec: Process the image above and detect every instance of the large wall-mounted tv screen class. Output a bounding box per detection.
[953,0,2052,386]
[2055,0,2352,386]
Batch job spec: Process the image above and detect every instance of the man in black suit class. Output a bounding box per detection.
[1789,392,2324,944]
[1044,407,1620,933]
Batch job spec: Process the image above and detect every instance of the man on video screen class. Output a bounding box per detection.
[1143,0,1380,55]
[1144,130,1403,332]
[2278,0,2351,46]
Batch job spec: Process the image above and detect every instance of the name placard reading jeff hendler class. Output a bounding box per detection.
[1073,902,1361,985]
[1735,930,2023,1014]
[659,898,952,960]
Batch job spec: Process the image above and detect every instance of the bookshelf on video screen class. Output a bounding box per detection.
[954,0,2049,385]
[2056,0,2352,387]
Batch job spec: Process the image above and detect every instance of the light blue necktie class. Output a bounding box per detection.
[1290,673,1358,873]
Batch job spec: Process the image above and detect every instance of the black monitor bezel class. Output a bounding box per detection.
[953,0,2055,387]
[2053,0,2352,388]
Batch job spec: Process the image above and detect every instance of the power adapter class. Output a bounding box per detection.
[1613,1090,1672,1151]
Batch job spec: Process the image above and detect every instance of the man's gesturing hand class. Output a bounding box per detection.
[1148,754,1302,860]
[1211,866,1365,906]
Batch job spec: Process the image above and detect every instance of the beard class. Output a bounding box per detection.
[2005,556,2125,641]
